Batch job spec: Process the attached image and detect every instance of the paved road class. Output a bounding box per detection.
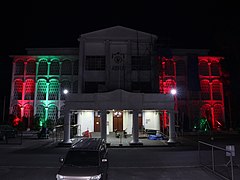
[0,134,239,180]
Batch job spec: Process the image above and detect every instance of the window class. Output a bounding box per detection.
[131,56,151,70]
[200,80,210,100]
[26,61,36,75]
[176,60,186,76]
[85,56,105,70]
[199,61,209,76]
[212,81,222,100]
[214,104,223,127]
[37,80,47,100]
[38,60,48,75]
[23,104,33,118]
[25,79,35,100]
[61,60,72,75]
[73,60,79,75]
[211,62,220,76]
[162,79,176,94]
[73,80,78,93]
[131,82,151,93]
[12,105,21,118]
[49,80,59,100]
[15,60,24,75]
[50,60,59,75]
[36,105,45,119]
[48,105,58,121]
[84,82,105,93]
[14,79,23,100]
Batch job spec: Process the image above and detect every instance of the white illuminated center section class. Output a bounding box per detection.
[63,89,69,94]
[170,89,177,95]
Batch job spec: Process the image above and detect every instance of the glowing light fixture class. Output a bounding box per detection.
[170,88,177,95]
[63,89,69,94]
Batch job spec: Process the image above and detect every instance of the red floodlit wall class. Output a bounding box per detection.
[198,56,224,129]
[158,56,176,129]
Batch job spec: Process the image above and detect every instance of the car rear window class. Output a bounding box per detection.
[64,151,99,166]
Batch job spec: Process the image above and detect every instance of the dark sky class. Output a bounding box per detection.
[0,0,239,96]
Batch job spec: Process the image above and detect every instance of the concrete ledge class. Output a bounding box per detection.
[129,141,143,146]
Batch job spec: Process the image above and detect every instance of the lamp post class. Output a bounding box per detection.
[168,88,177,144]
[58,89,72,146]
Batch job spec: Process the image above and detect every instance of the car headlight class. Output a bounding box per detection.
[90,174,102,180]
[56,174,64,180]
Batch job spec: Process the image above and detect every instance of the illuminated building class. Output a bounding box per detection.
[9,26,225,144]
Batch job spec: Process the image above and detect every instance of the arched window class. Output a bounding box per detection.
[12,104,21,118]
[48,105,58,122]
[37,80,47,100]
[49,79,59,100]
[200,104,211,119]
[211,62,220,76]
[50,60,59,75]
[214,104,224,127]
[61,60,72,75]
[14,79,23,100]
[199,61,209,76]
[36,105,45,120]
[23,104,34,118]
[212,81,222,100]
[25,79,35,100]
[176,60,186,76]
[15,60,24,75]
[73,60,79,75]
[38,60,48,75]
[26,60,36,75]
[200,80,210,100]
[73,80,78,93]
[163,79,176,94]
[61,80,71,100]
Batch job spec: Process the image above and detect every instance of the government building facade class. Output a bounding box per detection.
[9,26,226,144]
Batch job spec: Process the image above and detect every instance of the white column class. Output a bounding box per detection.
[168,111,176,144]
[61,112,72,146]
[100,110,107,142]
[130,110,143,146]
[76,113,81,136]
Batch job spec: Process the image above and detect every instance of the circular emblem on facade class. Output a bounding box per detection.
[114,55,123,64]
[112,52,125,64]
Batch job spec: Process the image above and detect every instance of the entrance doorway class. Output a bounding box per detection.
[94,116,100,132]
[113,111,123,131]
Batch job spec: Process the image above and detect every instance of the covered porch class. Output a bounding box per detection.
[60,89,176,146]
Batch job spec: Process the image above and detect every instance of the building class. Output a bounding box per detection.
[9,26,225,144]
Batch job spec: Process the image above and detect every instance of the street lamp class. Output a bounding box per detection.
[168,88,177,144]
[63,89,69,95]
[170,88,177,95]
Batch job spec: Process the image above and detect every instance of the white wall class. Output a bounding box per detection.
[78,110,94,133]
[124,111,133,134]
[143,111,160,130]
[107,111,113,133]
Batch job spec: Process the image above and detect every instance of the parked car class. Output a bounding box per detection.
[0,125,18,140]
[56,138,109,180]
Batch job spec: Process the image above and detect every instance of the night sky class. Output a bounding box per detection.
[0,1,239,119]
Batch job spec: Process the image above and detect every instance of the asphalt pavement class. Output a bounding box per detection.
[0,131,240,180]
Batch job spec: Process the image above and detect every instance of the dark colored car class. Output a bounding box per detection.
[0,125,18,140]
[56,138,108,180]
